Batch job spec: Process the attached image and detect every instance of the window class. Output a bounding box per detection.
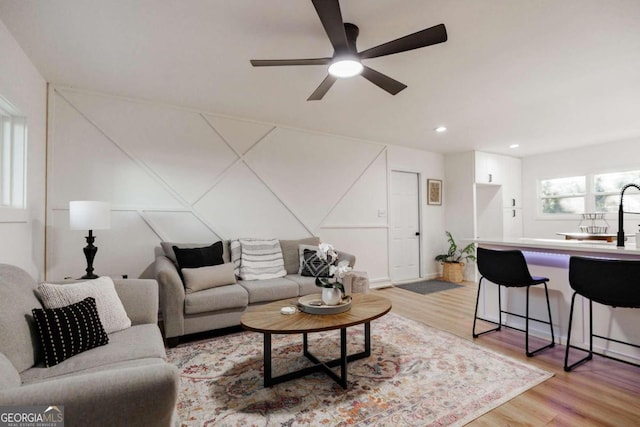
[594,170,640,213]
[0,96,27,210]
[540,176,586,214]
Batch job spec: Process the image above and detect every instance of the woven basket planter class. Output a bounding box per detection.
[441,262,464,283]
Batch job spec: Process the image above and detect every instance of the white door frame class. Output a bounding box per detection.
[388,168,422,282]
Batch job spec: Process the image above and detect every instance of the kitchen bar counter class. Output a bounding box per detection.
[472,237,640,365]
[474,237,640,258]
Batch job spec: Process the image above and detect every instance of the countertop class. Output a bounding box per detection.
[472,237,640,257]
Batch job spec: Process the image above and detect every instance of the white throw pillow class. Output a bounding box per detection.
[181,263,237,293]
[36,277,131,334]
[238,238,286,281]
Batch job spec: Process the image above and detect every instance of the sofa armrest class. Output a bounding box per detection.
[112,279,159,325]
[344,271,369,294]
[337,251,356,268]
[154,255,185,338]
[0,362,179,427]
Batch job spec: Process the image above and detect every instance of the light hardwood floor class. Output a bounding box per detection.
[375,282,640,426]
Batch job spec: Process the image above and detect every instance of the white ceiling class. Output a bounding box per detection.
[1,0,640,157]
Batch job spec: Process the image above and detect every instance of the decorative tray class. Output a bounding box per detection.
[297,294,352,315]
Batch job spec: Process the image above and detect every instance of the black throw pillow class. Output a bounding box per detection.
[173,241,224,270]
[300,248,332,278]
[32,297,109,367]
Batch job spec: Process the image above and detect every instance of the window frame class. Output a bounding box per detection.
[537,170,640,221]
[537,175,588,219]
[0,95,28,223]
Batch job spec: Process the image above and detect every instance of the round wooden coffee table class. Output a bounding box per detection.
[241,293,391,389]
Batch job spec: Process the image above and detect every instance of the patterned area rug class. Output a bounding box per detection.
[166,313,552,426]
[395,279,463,295]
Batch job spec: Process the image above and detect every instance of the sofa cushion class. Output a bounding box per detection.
[279,237,321,274]
[0,263,42,373]
[285,274,320,296]
[162,241,230,265]
[238,277,299,304]
[36,277,131,334]
[181,263,236,293]
[237,238,286,281]
[32,297,109,367]
[20,323,165,383]
[184,284,248,315]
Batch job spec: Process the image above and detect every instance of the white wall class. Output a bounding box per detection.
[522,137,640,239]
[47,87,446,284]
[0,19,47,278]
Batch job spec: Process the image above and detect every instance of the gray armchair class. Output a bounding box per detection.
[0,264,179,427]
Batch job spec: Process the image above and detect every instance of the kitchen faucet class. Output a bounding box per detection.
[616,183,640,247]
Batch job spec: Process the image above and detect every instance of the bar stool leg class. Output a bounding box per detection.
[564,293,593,371]
[473,278,502,338]
[525,282,555,357]
[525,286,531,356]
[544,282,555,345]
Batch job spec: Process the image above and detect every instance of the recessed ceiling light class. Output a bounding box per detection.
[509,144,520,149]
[434,126,447,133]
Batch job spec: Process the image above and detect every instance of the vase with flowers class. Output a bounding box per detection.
[314,243,352,305]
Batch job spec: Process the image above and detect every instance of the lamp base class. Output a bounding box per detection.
[81,229,99,280]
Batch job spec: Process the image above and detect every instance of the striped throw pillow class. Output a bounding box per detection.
[230,239,242,277]
[238,238,286,281]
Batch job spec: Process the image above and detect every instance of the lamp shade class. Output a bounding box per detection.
[69,201,111,230]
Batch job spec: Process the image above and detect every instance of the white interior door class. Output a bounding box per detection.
[390,171,420,282]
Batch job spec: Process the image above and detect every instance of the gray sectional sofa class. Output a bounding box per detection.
[0,263,179,427]
[154,237,362,347]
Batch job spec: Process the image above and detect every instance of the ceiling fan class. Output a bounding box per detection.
[250,0,447,101]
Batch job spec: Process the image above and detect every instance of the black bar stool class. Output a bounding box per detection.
[473,247,555,357]
[564,256,640,371]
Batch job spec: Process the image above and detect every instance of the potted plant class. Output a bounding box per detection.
[435,231,476,283]
[313,243,352,305]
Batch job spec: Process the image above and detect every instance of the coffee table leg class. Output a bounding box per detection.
[303,332,309,357]
[339,327,348,388]
[364,321,371,357]
[262,322,372,389]
[264,332,272,387]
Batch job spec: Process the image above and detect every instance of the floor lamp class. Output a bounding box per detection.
[69,201,111,279]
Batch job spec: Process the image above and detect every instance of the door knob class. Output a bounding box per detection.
[415,232,420,236]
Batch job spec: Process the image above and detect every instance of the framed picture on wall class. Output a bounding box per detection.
[427,179,442,205]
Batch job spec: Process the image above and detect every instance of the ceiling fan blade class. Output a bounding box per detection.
[359,24,447,59]
[250,58,331,66]
[307,75,338,101]
[361,66,407,95]
[311,0,349,54]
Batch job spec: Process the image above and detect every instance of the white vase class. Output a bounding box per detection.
[321,288,342,306]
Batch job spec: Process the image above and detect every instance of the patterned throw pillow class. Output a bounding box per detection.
[32,297,109,367]
[300,249,332,277]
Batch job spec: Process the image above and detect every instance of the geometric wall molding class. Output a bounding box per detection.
[322,146,388,228]
[245,127,383,231]
[192,162,310,239]
[50,91,185,209]
[59,89,238,206]
[47,86,445,283]
[203,114,274,156]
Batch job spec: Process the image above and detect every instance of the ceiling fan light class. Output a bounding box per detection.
[328,59,363,78]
